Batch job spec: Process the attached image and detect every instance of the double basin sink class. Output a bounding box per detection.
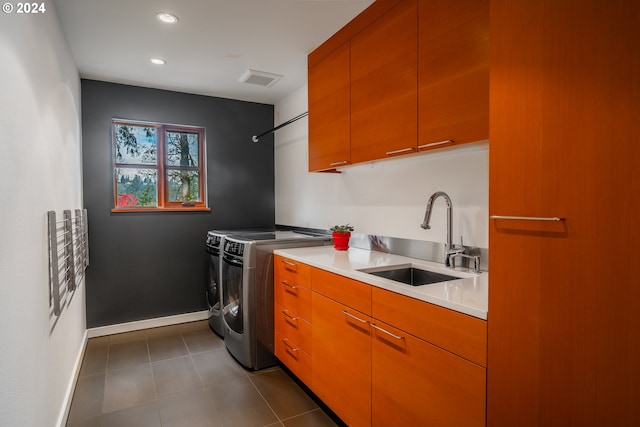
[358,265,462,287]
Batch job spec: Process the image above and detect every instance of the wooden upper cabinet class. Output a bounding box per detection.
[418,0,489,151]
[350,0,418,163]
[308,41,351,172]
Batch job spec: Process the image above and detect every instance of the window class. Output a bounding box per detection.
[112,120,208,211]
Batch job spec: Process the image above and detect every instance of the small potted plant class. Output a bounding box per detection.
[329,224,354,251]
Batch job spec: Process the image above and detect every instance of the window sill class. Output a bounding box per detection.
[111,207,211,213]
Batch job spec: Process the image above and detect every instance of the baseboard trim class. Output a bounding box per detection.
[57,329,88,427]
[87,311,209,338]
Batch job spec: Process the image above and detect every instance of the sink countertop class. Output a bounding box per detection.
[273,246,488,320]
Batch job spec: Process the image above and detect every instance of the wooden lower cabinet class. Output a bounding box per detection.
[275,261,487,427]
[312,292,372,427]
[274,330,312,385]
[371,319,486,427]
[274,255,313,385]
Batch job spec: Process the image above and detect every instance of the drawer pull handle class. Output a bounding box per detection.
[282,339,299,353]
[282,280,297,290]
[330,160,349,166]
[490,215,565,221]
[282,310,298,322]
[385,147,415,156]
[418,139,453,150]
[371,323,404,340]
[342,310,368,324]
[281,259,297,267]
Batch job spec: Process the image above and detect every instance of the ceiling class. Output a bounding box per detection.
[53,0,374,105]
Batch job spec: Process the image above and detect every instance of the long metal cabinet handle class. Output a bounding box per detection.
[418,139,453,150]
[490,215,565,221]
[282,310,298,322]
[371,323,404,340]
[282,339,299,353]
[282,280,297,290]
[330,160,349,166]
[281,259,297,267]
[385,147,415,156]
[342,310,368,324]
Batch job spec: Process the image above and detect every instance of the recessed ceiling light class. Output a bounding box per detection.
[156,12,178,24]
[150,58,166,65]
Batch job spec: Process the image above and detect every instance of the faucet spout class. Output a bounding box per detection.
[421,191,462,267]
[421,191,453,249]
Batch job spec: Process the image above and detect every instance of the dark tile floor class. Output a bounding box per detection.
[66,320,339,427]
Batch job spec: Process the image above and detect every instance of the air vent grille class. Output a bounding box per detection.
[238,69,283,87]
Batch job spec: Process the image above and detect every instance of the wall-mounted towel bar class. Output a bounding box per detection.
[252,111,308,143]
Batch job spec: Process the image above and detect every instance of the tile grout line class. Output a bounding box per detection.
[143,335,163,425]
[246,371,283,425]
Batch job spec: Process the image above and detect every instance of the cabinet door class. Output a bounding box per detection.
[372,320,485,427]
[418,0,488,151]
[308,41,351,171]
[489,1,640,426]
[350,0,418,163]
[312,292,371,427]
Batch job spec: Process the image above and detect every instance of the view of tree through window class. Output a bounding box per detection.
[112,120,206,210]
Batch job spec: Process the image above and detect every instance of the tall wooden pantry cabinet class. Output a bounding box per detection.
[488,1,640,426]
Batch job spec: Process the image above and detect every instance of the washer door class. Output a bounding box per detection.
[222,254,244,334]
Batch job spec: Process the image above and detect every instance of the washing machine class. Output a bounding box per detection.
[221,230,330,369]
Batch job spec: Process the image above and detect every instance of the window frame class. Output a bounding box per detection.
[111,119,209,212]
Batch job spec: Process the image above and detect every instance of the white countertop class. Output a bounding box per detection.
[273,246,488,320]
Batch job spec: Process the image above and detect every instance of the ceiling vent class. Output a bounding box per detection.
[238,69,283,87]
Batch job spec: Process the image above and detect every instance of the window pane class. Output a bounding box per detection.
[166,131,199,167]
[115,168,158,207]
[114,124,157,165]
[167,170,200,203]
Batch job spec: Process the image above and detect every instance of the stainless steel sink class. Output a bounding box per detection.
[360,266,460,286]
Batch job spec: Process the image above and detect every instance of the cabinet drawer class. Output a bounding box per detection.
[274,255,312,287]
[274,277,312,322]
[372,287,487,366]
[311,268,371,315]
[275,330,312,386]
[275,303,312,355]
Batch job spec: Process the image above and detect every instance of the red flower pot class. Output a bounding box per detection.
[332,232,351,251]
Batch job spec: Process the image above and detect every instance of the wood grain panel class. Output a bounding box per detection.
[418,0,489,149]
[372,319,486,427]
[350,0,418,163]
[312,292,371,427]
[489,1,640,426]
[311,267,371,315]
[275,330,312,386]
[487,0,544,424]
[274,255,312,287]
[371,287,486,366]
[308,41,351,172]
[275,302,312,356]
[308,0,404,68]
[274,277,312,323]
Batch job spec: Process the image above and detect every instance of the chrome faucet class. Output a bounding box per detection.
[421,191,464,267]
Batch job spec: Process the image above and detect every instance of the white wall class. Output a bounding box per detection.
[0,5,86,427]
[275,85,489,248]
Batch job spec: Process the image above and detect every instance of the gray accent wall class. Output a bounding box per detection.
[81,80,275,328]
